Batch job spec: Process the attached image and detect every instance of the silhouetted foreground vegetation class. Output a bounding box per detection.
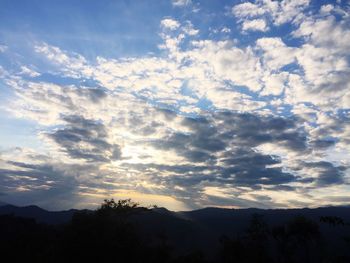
[1,199,350,262]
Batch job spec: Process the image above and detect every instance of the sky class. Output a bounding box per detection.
[0,0,349,211]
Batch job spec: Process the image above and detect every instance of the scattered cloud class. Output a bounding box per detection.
[242,18,268,32]
[221,27,231,33]
[46,115,122,163]
[1,0,349,210]
[0,44,7,53]
[161,18,181,30]
[172,0,191,7]
[182,21,199,35]
[232,0,310,26]
[19,66,40,77]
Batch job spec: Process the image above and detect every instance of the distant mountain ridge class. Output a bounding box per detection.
[0,204,79,224]
[1,202,350,260]
[1,202,350,228]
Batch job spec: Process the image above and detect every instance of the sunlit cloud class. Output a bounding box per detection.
[0,0,349,210]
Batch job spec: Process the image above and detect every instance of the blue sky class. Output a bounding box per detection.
[0,0,349,210]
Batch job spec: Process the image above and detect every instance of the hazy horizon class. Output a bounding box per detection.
[2,198,350,213]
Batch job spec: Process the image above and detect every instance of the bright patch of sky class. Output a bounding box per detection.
[0,0,349,211]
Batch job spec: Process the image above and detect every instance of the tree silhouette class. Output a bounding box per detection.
[245,213,271,263]
[320,216,345,227]
[284,216,321,263]
[219,213,271,263]
[96,198,143,217]
[219,235,246,263]
[60,199,146,262]
[2,201,350,262]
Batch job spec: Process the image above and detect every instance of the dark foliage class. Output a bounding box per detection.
[1,200,350,263]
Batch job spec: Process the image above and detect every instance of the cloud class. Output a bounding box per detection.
[320,4,334,15]
[160,18,180,30]
[202,194,274,209]
[221,27,231,33]
[34,43,92,78]
[1,3,350,210]
[310,138,336,150]
[232,2,267,18]
[220,150,296,187]
[293,15,350,53]
[172,0,191,7]
[46,115,122,163]
[186,40,263,93]
[182,21,199,35]
[0,159,80,209]
[256,37,296,70]
[125,110,309,204]
[300,161,347,186]
[284,14,350,110]
[242,18,268,32]
[19,66,40,77]
[232,0,310,26]
[0,44,7,53]
[5,34,347,208]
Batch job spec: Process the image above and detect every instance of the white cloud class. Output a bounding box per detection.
[232,0,310,27]
[221,27,231,33]
[19,66,40,77]
[274,0,310,25]
[34,43,93,78]
[160,18,180,30]
[186,40,263,92]
[285,14,350,110]
[232,2,266,18]
[320,4,334,14]
[293,15,350,54]
[30,11,350,118]
[172,0,191,7]
[261,72,287,96]
[182,21,199,35]
[206,88,266,111]
[0,44,7,52]
[256,37,296,70]
[242,18,268,32]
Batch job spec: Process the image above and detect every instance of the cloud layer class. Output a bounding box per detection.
[0,0,349,210]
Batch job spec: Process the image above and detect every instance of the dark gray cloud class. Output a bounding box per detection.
[266,185,295,191]
[47,115,121,162]
[158,108,178,120]
[213,111,307,151]
[0,158,121,209]
[0,160,80,209]
[116,110,348,207]
[180,112,306,155]
[310,138,337,149]
[2,107,347,210]
[220,150,296,186]
[140,111,307,191]
[76,86,107,103]
[303,161,347,186]
[311,115,350,145]
[122,150,297,196]
[203,194,275,209]
[148,111,308,164]
[183,150,215,163]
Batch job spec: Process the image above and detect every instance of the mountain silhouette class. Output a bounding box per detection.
[1,201,350,262]
[0,204,78,224]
